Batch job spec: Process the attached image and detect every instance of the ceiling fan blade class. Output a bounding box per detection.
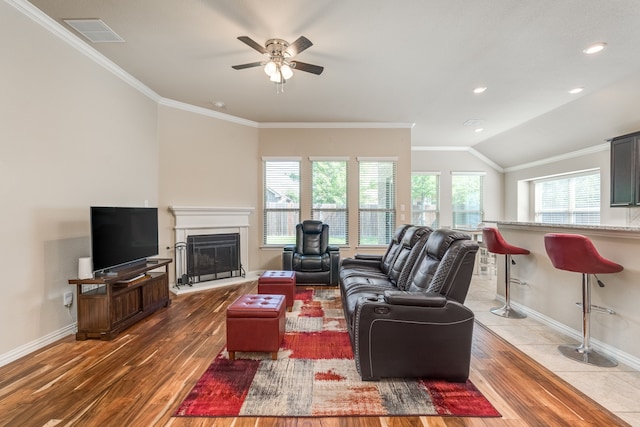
[286,36,313,57]
[231,61,263,70]
[291,61,324,75]
[237,36,267,54]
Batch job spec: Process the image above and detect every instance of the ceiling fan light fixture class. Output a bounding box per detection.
[281,63,294,80]
[232,36,323,91]
[264,61,277,76]
[270,69,283,83]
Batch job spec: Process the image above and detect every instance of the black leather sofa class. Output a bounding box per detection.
[339,226,479,381]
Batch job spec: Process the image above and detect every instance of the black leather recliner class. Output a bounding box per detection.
[282,220,340,285]
[340,228,478,381]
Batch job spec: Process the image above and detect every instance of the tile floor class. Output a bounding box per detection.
[467,275,640,426]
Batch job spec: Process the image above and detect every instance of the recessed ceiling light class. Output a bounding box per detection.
[474,128,484,133]
[212,101,226,109]
[473,86,487,94]
[583,42,607,55]
[569,87,584,94]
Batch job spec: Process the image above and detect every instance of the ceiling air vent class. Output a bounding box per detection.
[63,19,124,43]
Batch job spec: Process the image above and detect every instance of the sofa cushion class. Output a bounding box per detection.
[380,224,411,275]
[297,220,327,255]
[339,224,410,281]
[406,230,473,301]
[387,226,431,286]
[293,252,330,272]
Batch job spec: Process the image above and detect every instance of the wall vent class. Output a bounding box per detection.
[63,19,124,43]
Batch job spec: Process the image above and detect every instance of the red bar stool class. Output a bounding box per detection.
[482,227,530,318]
[544,233,622,367]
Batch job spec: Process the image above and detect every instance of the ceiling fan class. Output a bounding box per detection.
[232,36,324,87]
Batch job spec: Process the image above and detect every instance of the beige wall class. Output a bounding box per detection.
[257,127,412,268]
[157,106,260,279]
[411,150,504,226]
[1,2,159,359]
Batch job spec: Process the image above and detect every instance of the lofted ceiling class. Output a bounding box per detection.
[22,0,640,168]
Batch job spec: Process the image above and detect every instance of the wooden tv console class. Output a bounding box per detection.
[69,258,172,340]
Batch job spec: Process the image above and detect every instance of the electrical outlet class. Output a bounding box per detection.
[63,291,73,307]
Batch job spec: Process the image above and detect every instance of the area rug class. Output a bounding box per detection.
[174,288,501,418]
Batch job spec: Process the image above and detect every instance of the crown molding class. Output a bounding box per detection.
[468,147,504,172]
[158,98,258,127]
[503,143,609,173]
[412,145,504,172]
[258,122,415,129]
[411,145,468,151]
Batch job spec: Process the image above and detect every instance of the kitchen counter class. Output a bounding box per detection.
[492,221,640,239]
[484,221,640,369]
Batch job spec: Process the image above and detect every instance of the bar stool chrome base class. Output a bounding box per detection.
[490,304,526,319]
[558,344,618,367]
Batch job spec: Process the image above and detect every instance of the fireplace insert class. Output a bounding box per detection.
[186,233,242,283]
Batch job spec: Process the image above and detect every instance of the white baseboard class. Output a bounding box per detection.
[502,297,640,371]
[0,323,76,368]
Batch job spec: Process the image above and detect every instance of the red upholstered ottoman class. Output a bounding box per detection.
[258,270,296,312]
[226,294,285,360]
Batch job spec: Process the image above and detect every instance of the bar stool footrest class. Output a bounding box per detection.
[575,302,616,315]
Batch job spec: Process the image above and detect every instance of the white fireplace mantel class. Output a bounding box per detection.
[170,206,254,229]
[169,206,254,287]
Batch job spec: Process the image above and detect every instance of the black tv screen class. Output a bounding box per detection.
[90,206,159,273]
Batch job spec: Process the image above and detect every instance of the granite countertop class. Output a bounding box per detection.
[487,220,640,237]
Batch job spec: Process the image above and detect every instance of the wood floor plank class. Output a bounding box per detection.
[0,281,630,427]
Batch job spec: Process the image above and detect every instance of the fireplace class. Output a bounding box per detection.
[186,233,242,282]
[169,206,254,289]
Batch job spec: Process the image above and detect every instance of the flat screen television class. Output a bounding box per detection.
[90,206,159,274]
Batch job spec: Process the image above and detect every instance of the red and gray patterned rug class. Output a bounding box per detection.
[174,287,500,418]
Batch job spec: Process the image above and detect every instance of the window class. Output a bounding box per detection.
[411,173,440,228]
[263,159,300,245]
[452,173,484,228]
[311,159,348,245]
[358,159,396,245]
[534,170,600,224]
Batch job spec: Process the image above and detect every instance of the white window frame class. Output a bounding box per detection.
[451,172,485,229]
[411,172,440,228]
[263,158,301,246]
[310,157,349,246]
[357,157,397,246]
[532,169,601,225]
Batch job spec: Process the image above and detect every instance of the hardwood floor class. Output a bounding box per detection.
[0,281,630,427]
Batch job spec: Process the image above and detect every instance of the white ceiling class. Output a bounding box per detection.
[23,0,640,168]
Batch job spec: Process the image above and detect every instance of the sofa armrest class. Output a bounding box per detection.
[282,245,295,270]
[383,290,446,307]
[340,257,381,269]
[351,295,474,381]
[354,254,383,261]
[329,247,340,285]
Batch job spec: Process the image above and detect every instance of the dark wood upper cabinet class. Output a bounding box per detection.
[610,131,640,207]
